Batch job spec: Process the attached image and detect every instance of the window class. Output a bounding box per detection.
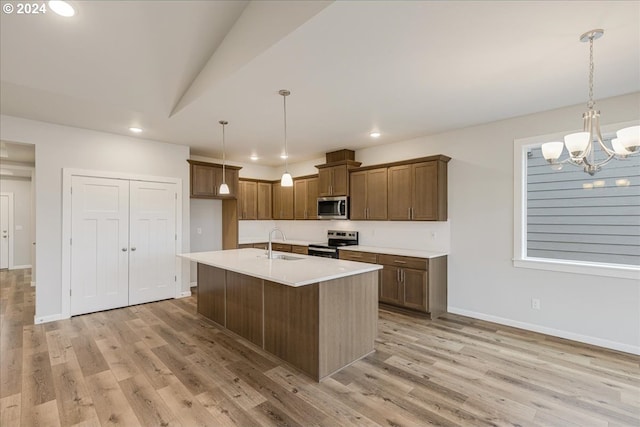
[514,123,640,279]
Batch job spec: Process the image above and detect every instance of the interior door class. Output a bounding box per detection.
[0,194,9,269]
[71,176,129,315]
[128,181,177,305]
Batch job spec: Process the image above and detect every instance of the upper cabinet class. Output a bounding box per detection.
[388,157,449,221]
[238,180,257,220]
[257,182,272,220]
[350,168,388,220]
[188,160,240,199]
[272,182,294,220]
[294,176,319,220]
[316,162,361,197]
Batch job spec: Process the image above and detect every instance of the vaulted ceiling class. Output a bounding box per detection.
[1,1,638,166]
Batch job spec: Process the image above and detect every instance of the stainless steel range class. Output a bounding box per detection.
[308,230,358,259]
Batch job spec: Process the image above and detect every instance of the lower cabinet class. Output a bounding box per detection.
[340,250,447,318]
[197,264,226,326]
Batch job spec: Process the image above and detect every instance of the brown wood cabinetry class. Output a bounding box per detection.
[294,176,319,220]
[271,243,291,252]
[238,180,257,220]
[197,264,226,326]
[340,250,447,318]
[316,161,360,196]
[257,182,272,220]
[349,168,388,220]
[272,182,294,220]
[388,158,448,221]
[225,271,263,347]
[188,160,239,199]
[291,245,308,255]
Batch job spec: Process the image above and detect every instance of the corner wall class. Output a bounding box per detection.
[0,115,191,322]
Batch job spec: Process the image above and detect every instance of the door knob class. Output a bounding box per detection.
[131,247,136,251]
[122,248,128,252]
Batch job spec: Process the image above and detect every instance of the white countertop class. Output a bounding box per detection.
[339,245,448,259]
[179,248,382,287]
[238,238,320,246]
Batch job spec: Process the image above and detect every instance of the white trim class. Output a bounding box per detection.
[514,258,639,280]
[31,281,35,287]
[34,313,64,324]
[177,290,192,298]
[9,264,31,270]
[0,192,14,269]
[61,168,183,320]
[513,120,640,278]
[190,281,198,288]
[448,306,640,356]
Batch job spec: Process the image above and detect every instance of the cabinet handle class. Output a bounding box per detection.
[367,208,370,219]
[411,207,414,219]
[393,260,407,264]
[402,269,405,282]
[396,268,400,282]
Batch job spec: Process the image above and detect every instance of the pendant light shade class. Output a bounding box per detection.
[279,89,293,187]
[218,120,230,195]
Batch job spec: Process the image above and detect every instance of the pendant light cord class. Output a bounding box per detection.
[219,120,227,184]
[283,93,289,172]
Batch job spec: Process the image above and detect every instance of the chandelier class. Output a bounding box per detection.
[541,29,639,176]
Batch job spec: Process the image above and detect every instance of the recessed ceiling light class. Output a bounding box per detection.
[370,131,381,138]
[129,127,143,133]
[48,1,75,17]
[280,154,288,159]
[250,155,259,161]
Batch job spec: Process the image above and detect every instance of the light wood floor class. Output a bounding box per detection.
[1,269,639,426]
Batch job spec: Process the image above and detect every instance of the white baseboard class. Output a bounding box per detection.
[10,264,32,270]
[177,290,192,299]
[448,306,640,356]
[34,313,66,324]
[190,281,198,288]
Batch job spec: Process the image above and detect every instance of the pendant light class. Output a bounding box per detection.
[218,120,230,195]
[279,89,293,187]
[541,29,639,175]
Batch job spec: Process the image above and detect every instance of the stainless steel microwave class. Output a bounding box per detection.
[317,196,349,220]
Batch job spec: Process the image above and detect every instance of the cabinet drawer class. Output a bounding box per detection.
[291,245,308,255]
[238,243,254,249]
[339,250,378,264]
[271,243,292,252]
[378,254,427,270]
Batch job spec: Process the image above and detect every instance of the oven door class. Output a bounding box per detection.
[307,246,338,258]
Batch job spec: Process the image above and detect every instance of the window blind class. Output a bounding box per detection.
[526,145,640,266]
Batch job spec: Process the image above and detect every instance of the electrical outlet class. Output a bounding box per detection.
[430,231,436,240]
[531,298,541,310]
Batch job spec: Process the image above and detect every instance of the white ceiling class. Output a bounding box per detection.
[1,1,639,166]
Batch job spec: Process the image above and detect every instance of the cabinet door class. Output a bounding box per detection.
[238,181,257,220]
[387,165,412,220]
[331,165,348,196]
[379,266,402,305]
[294,179,307,219]
[257,182,272,220]
[273,182,294,220]
[411,161,438,221]
[318,168,333,197]
[402,268,428,312]
[367,168,388,220]
[191,164,215,197]
[306,177,319,219]
[349,171,367,220]
[223,168,238,199]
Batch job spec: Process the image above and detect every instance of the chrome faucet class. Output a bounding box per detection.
[268,227,286,259]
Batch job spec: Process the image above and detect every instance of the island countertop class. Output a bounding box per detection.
[179,248,382,287]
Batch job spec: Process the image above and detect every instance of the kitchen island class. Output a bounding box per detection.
[179,248,382,381]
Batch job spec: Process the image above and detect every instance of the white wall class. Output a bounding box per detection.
[189,199,222,283]
[354,92,640,354]
[235,92,640,354]
[0,115,191,322]
[0,176,32,268]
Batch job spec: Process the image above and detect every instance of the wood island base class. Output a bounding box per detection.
[197,263,378,381]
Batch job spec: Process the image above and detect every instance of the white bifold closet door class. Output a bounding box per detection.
[70,176,176,316]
